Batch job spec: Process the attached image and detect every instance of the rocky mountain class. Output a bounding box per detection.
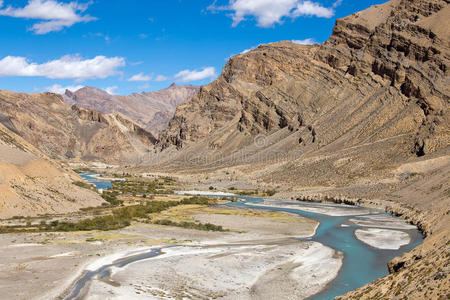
[157,0,449,184]
[0,122,104,218]
[64,83,199,136]
[152,0,449,298]
[0,90,156,164]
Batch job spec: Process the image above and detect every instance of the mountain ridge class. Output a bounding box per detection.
[0,90,156,164]
[63,84,200,136]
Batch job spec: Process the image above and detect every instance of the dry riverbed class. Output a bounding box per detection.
[0,205,341,300]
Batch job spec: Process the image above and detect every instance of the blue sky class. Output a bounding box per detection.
[0,0,386,95]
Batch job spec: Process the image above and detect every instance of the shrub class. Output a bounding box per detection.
[265,190,277,196]
[154,219,225,232]
[73,181,94,190]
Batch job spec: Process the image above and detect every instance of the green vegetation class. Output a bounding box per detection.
[109,177,176,196]
[73,168,97,174]
[265,189,277,196]
[0,196,219,234]
[236,189,277,196]
[101,190,122,206]
[221,196,239,202]
[73,181,96,191]
[154,219,225,232]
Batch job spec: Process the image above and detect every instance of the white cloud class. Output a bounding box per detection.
[105,86,118,95]
[174,67,217,83]
[0,1,3,8]
[292,1,334,18]
[0,55,125,80]
[44,83,83,94]
[291,38,317,45]
[209,0,334,27]
[154,74,169,82]
[128,72,152,82]
[0,0,96,34]
[332,0,343,8]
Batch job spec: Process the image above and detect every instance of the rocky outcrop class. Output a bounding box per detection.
[0,90,156,163]
[157,0,448,180]
[64,84,199,136]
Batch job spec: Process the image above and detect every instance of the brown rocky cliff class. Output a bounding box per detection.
[160,0,448,157]
[0,90,156,163]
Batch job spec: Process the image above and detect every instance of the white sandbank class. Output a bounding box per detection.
[355,228,411,250]
[350,214,417,230]
[245,201,374,216]
[82,241,342,300]
[175,190,236,196]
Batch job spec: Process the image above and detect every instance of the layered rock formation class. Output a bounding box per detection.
[160,0,448,162]
[0,90,156,163]
[153,0,449,298]
[64,84,199,136]
[0,123,104,218]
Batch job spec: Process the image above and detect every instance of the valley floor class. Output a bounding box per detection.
[0,205,341,300]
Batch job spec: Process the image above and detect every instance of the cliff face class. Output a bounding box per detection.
[160,0,448,158]
[0,90,156,164]
[64,84,199,136]
[0,123,104,218]
[154,1,449,298]
[157,0,448,186]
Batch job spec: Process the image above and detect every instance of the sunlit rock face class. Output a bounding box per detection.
[64,84,200,136]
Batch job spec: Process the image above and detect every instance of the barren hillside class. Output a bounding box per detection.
[0,123,104,218]
[0,90,156,164]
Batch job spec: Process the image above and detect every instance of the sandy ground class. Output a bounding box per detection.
[355,228,411,250]
[348,214,417,230]
[0,207,342,300]
[175,190,236,196]
[84,241,342,300]
[245,199,379,216]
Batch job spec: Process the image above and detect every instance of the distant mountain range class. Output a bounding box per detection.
[63,83,199,136]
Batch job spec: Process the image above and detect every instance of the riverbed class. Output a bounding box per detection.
[228,198,423,300]
[65,179,423,299]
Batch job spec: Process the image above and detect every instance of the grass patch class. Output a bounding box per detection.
[154,219,226,232]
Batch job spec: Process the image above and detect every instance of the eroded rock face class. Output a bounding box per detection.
[64,84,199,136]
[0,90,156,163]
[0,123,104,218]
[153,2,449,298]
[159,0,448,159]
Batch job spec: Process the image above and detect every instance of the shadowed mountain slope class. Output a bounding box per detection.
[64,84,199,136]
[0,90,156,164]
